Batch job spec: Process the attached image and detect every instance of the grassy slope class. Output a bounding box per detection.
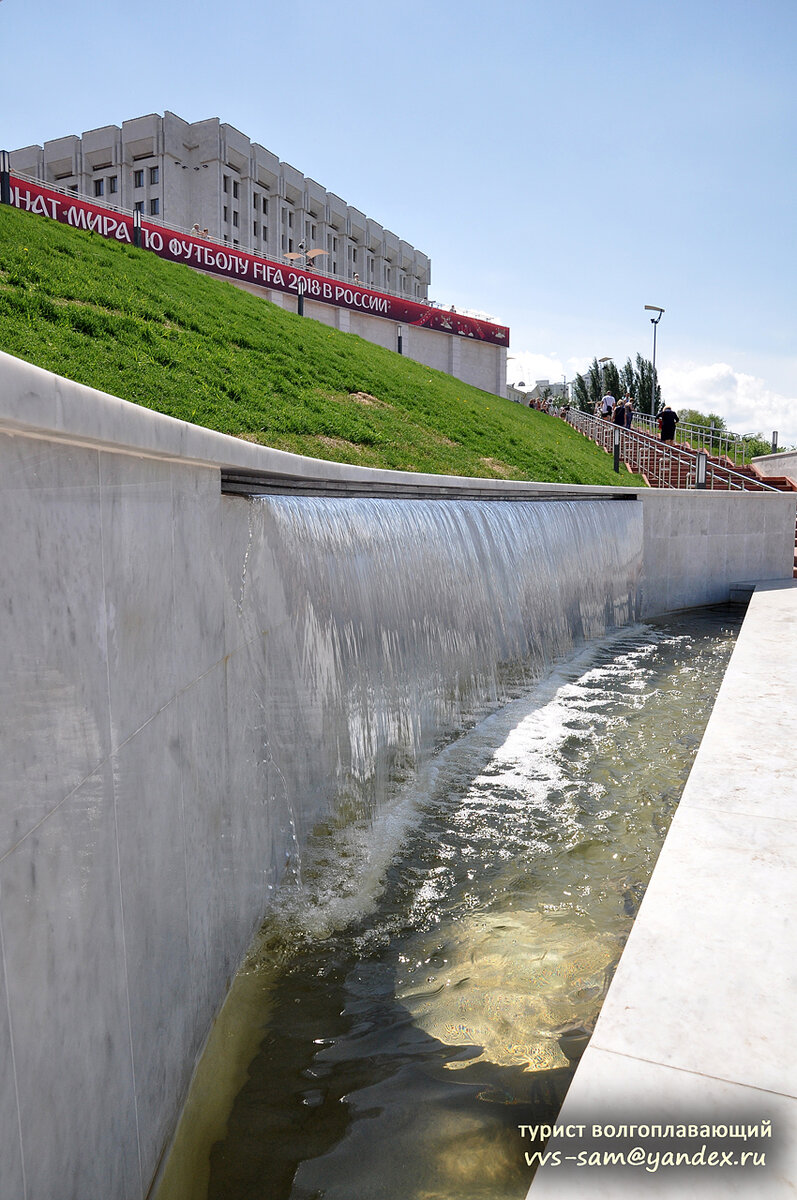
[0,206,643,486]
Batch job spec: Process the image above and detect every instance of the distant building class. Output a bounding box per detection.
[10,110,431,299]
[506,379,569,406]
[529,379,568,402]
[506,384,531,404]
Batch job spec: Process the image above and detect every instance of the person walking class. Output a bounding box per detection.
[658,405,679,444]
[613,398,626,427]
[623,392,634,429]
[601,391,614,420]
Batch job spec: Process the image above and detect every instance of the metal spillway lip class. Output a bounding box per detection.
[219,470,638,502]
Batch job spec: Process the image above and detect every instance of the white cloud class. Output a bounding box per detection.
[507,349,797,448]
[661,361,797,447]
[506,351,589,390]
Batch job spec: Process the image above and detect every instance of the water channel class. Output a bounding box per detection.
[162,603,741,1200]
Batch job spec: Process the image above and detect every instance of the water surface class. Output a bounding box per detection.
[205,606,740,1200]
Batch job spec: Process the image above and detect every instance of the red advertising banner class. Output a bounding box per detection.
[7,177,509,347]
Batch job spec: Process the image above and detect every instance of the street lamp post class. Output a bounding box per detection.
[598,357,613,413]
[284,240,328,316]
[645,305,665,414]
[0,151,11,206]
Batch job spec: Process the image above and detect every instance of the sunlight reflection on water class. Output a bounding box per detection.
[205,607,740,1200]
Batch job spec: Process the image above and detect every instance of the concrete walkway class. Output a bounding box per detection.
[528,580,797,1198]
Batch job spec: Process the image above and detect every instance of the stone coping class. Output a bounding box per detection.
[528,579,797,1198]
[0,350,635,498]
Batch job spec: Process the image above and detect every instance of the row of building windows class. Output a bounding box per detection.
[93,166,159,198]
[133,199,160,215]
[52,167,418,294]
[134,166,159,187]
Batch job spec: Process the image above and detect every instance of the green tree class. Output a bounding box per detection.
[573,354,660,414]
[676,409,728,452]
[634,354,662,415]
[677,408,727,431]
[742,434,774,459]
[573,358,603,412]
[619,357,636,400]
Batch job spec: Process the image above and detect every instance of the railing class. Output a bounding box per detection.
[630,412,748,465]
[7,169,429,307]
[567,410,779,492]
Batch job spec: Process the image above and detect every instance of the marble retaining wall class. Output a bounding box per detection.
[0,351,794,1199]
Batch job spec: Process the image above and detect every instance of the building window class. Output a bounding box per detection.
[232,211,239,228]
[94,179,104,197]
[109,176,118,194]
[232,181,239,199]
[288,210,293,229]
[68,184,78,193]
[223,206,228,222]
[150,166,159,185]
[134,170,144,188]
[223,175,229,193]
[254,221,258,237]
[262,197,268,214]
[149,198,159,215]
[134,201,144,212]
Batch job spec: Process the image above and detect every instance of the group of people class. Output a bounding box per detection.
[528,396,560,413]
[595,392,680,443]
[597,391,635,429]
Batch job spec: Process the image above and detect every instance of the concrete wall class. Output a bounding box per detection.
[636,488,795,616]
[229,277,507,397]
[0,350,794,1199]
[752,448,797,483]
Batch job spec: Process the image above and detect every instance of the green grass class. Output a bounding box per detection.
[0,206,644,486]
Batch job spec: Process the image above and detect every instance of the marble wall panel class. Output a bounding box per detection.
[0,917,25,1200]
[221,643,286,911]
[112,709,192,1183]
[169,465,226,692]
[637,491,795,616]
[0,435,111,857]
[0,764,140,1200]
[99,453,177,748]
[172,674,258,1052]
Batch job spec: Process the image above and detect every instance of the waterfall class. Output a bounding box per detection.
[239,497,643,909]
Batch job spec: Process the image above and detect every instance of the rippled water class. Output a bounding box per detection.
[200,606,740,1200]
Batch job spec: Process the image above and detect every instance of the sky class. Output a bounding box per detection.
[2,0,796,442]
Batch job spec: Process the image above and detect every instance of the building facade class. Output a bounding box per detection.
[506,380,569,406]
[10,110,431,300]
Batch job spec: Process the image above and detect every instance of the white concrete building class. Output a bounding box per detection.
[10,110,431,299]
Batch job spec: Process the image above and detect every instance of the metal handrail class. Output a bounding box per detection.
[631,412,747,465]
[566,410,779,492]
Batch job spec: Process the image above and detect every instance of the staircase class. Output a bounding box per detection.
[564,411,797,577]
